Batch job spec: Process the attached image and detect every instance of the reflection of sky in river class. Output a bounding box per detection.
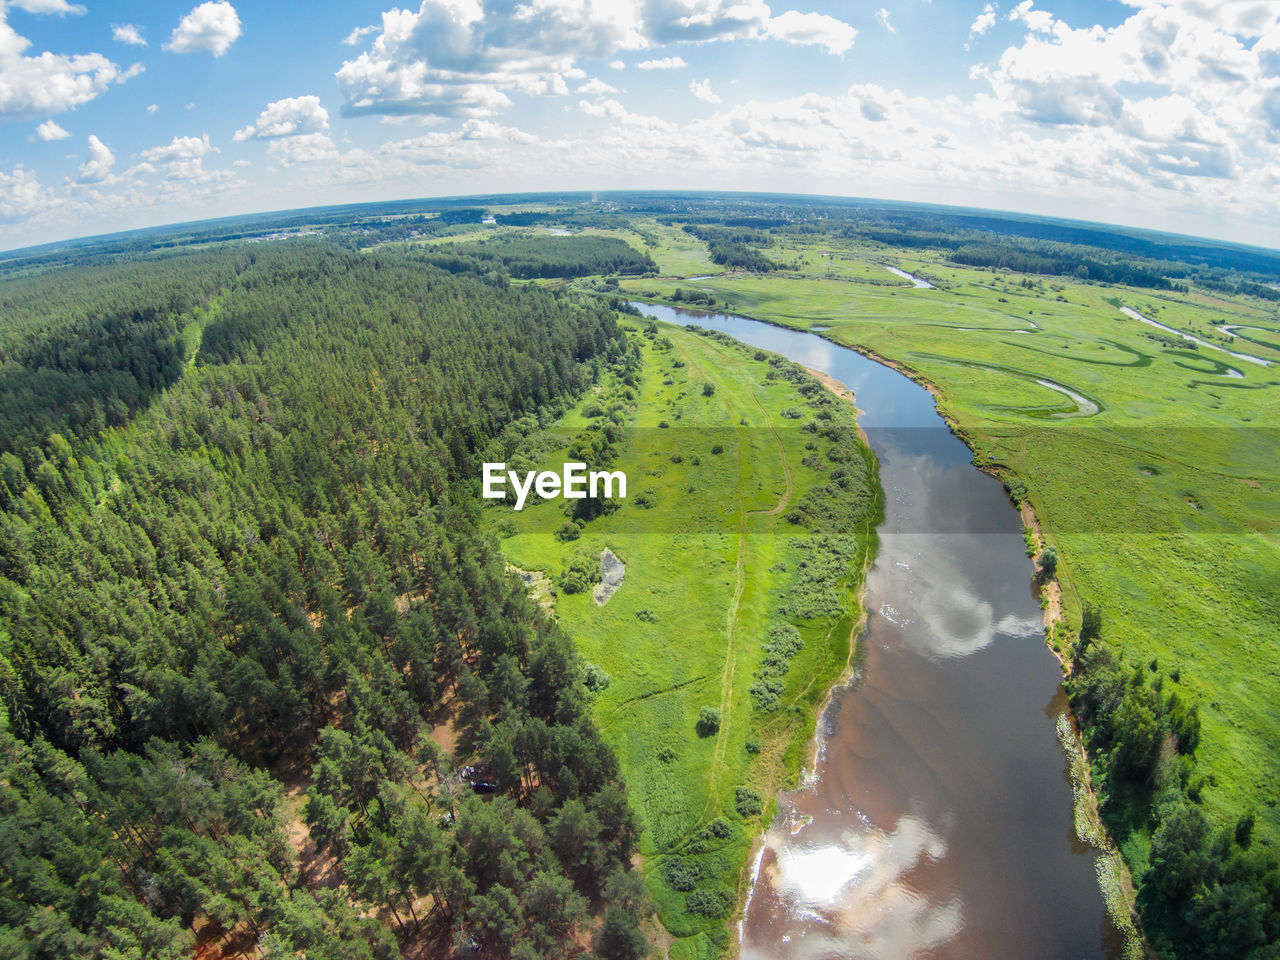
[744,813,961,960]
[636,301,1112,960]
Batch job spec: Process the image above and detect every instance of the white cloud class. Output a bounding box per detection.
[234,95,330,140]
[77,134,115,182]
[8,0,85,14]
[578,77,618,94]
[608,59,625,70]
[875,8,896,33]
[690,77,721,103]
[343,24,378,46]
[139,134,224,181]
[146,103,158,114]
[112,23,147,46]
[0,8,138,115]
[142,133,215,163]
[33,119,69,140]
[0,167,53,219]
[335,2,854,118]
[165,1,241,57]
[268,133,339,166]
[970,3,997,36]
[765,11,857,55]
[636,56,686,70]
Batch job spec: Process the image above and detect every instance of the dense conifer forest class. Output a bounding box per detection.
[0,242,650,958]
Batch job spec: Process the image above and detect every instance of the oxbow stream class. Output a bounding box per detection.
[631,302,1121,960]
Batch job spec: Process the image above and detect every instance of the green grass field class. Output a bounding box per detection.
[613,233,1280,856]
[487,319,875,957]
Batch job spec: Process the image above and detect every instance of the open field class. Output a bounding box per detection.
[489,319,876,957]
[612,232,1280,855]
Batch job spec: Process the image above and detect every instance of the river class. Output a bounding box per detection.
[631,301,1120,960]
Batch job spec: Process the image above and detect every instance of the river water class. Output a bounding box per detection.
[631,302,1118,960]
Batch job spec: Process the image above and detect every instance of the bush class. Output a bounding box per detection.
[696,706,721,735]
[707,817,732,839]
[558,549,597,594]
[744,738,761,755]
[685,887,734,918]
[1037,545,1059,580]
[555,520,582,542]
[710,443,724,455]
[583,662,611,693]
[702,381,716,397]
[735,787,763,819]
[664,858,700,892]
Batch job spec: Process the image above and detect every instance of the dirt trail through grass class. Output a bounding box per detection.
[708,389,794,793]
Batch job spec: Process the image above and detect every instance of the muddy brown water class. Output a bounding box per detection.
[632,302,1120,960]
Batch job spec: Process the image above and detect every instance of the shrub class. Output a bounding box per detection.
[702,381,716,397]
[744,738,761,755]
[710,443,724,455]
[697,706,721,735]
[735,787,763,818]
[583,662,611,693]
[707,818,732,839]
[664,858,700,892]
[557,549,597,594]
[555,520,582,542]
[686,887,734,918]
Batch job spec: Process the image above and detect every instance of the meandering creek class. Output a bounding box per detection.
[631,302,1119,960]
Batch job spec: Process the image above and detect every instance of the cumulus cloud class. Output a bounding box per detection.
[268,133,339,166]
[8,0,85,14]
[335,2,855,117]
[0,167,53,219]
[142,133,215,163]
[0,8,139,115]
[577,77,618,94]
[765,11,857,54]
[166,1,242,57]
[77,134,115,182]
[234,95,330,140]
[139,133,229,182]
[343,24,378,46]
[112,23,147,45]
[146,103,158,114]
[970,3,997,36]
[636,56,687,69]
[33,119,69,140]
[608,59,625,70]
[690,77,721,103]
[974,0,1277,168]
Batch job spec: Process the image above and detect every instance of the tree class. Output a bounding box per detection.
[697,706,721,736]
[1036,545,1059,580]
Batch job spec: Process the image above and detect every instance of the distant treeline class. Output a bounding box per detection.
[430,235,656,279]
[0,244,650,958]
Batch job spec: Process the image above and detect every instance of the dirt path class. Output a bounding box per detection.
[709,388,793,788]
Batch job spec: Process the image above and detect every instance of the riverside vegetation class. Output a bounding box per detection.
[487,316,878,959]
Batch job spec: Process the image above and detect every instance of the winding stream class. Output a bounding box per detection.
[632,301,1119,960]
[1120,305,1270,367]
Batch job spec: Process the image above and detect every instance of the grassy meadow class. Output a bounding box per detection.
[487,319,877,958]
[612,224,1280,857]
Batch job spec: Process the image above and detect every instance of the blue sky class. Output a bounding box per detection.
[1,0,1278,250]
